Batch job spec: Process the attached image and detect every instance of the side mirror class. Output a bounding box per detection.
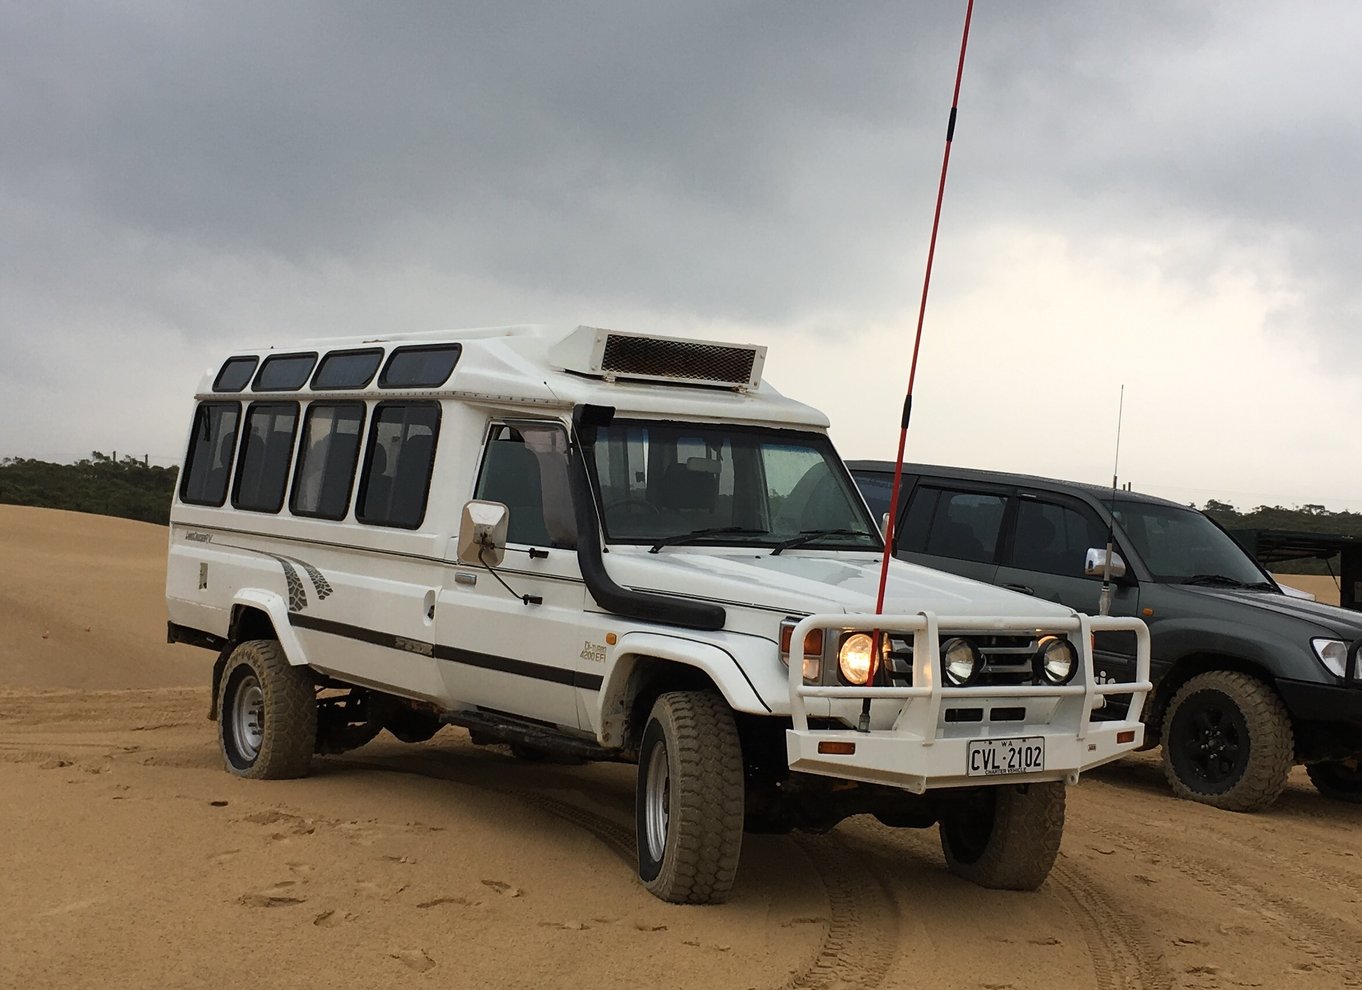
[457,500,509,567]
[1085,547,1127,579]
[879,512,891,538]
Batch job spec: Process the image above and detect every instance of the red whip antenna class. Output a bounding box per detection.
[867,0,976,706]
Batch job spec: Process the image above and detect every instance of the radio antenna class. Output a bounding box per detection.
[1098,384,1125,616]
[864,0,976,731]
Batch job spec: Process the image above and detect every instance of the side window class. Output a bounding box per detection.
[291,403,365,520]
[356,402,440,528]
[180,402,241,506]
[851,470,894,519]
[1011,499,1108,577]
[474,422,576,547]
[232,403,299,513]
[901,486,1005,564]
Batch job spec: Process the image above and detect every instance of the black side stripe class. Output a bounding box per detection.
[288,612,602,692]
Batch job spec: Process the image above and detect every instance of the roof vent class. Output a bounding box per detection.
[548,326,766,391]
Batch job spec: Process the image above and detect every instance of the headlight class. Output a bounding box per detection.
[838,633,881,685]
[1312,638,1349,678]
[1035,635,1077,685]
[780,620,823,682]
[941,637,981,686]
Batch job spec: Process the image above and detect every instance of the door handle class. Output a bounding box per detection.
[1003,583,1034,596]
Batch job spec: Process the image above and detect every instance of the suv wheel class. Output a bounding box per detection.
[1306,758,1362,803]
[939,782,1064,890]
[1161,671,1293,812]
[219,640,317,779]
[635,691,745,904]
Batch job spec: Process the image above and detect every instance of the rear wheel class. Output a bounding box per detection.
[1306,758,1362,803]
[219,640,316,779]
[1161,671,1293,812]
[635,691,745,904]
[939,782,1065,890]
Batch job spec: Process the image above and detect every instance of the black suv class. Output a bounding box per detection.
[848,461,1362,812]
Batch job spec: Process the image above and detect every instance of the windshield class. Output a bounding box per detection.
[589,420,881,551]
[1111,500,1272,586]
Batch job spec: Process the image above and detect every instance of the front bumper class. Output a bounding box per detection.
[785,611,1151,793]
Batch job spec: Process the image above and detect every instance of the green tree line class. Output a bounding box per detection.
[1202,499,1362,575]
[0,452,179,525]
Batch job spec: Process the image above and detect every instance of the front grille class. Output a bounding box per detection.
[600,334,758,387]
[886,634,1041,687]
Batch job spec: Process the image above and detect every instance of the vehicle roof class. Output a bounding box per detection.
[197,324,830,430]
[844,460,1188,510]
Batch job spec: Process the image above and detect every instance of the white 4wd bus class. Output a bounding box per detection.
[166,324,1150,903]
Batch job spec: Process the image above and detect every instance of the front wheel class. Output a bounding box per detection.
[1160,671,1293,812]
[939,782,1065,890]
[1306,758,1362,803]
[219,639,317,779]
[635,691,745,904]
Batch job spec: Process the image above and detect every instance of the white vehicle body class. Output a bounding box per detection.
[166,323,1151,900]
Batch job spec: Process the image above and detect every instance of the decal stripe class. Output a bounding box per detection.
[287,612,601,691]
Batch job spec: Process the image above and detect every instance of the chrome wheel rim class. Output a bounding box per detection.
[644,741,670,862]
[232,674,265,762]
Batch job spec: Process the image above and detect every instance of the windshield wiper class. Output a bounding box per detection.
[1181,574,1248,588]
[770,529,873,556]
[649,527,769,554]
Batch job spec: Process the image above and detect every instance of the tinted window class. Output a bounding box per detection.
[232,403,299,512]
[1011,499,1107,576]
[254,353,318,391]
[475,423,576,547]
[901,486,1005,564]
[851,469,895,518]
[180,402,240,506]
[213,356,258,393]
[311,349,383,390]
[356,403,440,528]
[291,403,365,519]
[379,345,462,388]
[1112,500,1265,584]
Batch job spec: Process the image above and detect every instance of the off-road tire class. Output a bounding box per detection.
[219,639,317,779]
[939,782,1065,890]
[635,691,745,904]
[1306,758,1362,803]
[1161,671,1293,812]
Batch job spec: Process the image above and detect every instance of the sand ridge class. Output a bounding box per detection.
[2,504,1360,989]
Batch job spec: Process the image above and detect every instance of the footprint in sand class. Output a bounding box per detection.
[388,948,436,973]
[239,880,307,908]
[480,879,523,897]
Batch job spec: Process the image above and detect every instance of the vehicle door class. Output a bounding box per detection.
[896,479,1011,585]
[435,420,587,729]
[993,490,1141,706]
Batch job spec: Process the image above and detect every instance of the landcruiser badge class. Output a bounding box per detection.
[579,641,606,663]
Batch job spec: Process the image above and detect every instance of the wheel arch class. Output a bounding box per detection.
[209,591,311,719]
[596,632,767,753]
[1147,652,1280,743]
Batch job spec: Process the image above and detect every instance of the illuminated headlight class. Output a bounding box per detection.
[1035,635,1077,685]
[780,620,823,682]
[941,637,981,686]
[838,633,882,685]
[1312,638,1349,678]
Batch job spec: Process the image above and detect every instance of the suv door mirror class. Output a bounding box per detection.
[458,500,509,567]
[1084,547,1127,579]
[879,512,890,538]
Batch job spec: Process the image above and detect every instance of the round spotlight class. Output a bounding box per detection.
[941,637,981,686]
[838,633,878,685]
[1035,635,1077,685]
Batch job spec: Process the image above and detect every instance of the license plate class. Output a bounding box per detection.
[966,736,1045,777]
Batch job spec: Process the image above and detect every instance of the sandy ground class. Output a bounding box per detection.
[2,504,1360,990]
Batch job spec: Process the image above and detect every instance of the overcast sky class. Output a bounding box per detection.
[3,1,1361,511]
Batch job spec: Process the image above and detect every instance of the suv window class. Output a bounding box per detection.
[475,422,576,548]
[901,486,1005,564]
[291,403,365,520]
[356,402,440,528]
[232,403,300,513]
[180,402,241,506]
[1010,498,1107,577]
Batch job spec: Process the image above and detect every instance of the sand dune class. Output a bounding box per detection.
[2,505,1360,989]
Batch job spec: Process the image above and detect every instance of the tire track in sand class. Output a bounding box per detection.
[1051,862,1173,990]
